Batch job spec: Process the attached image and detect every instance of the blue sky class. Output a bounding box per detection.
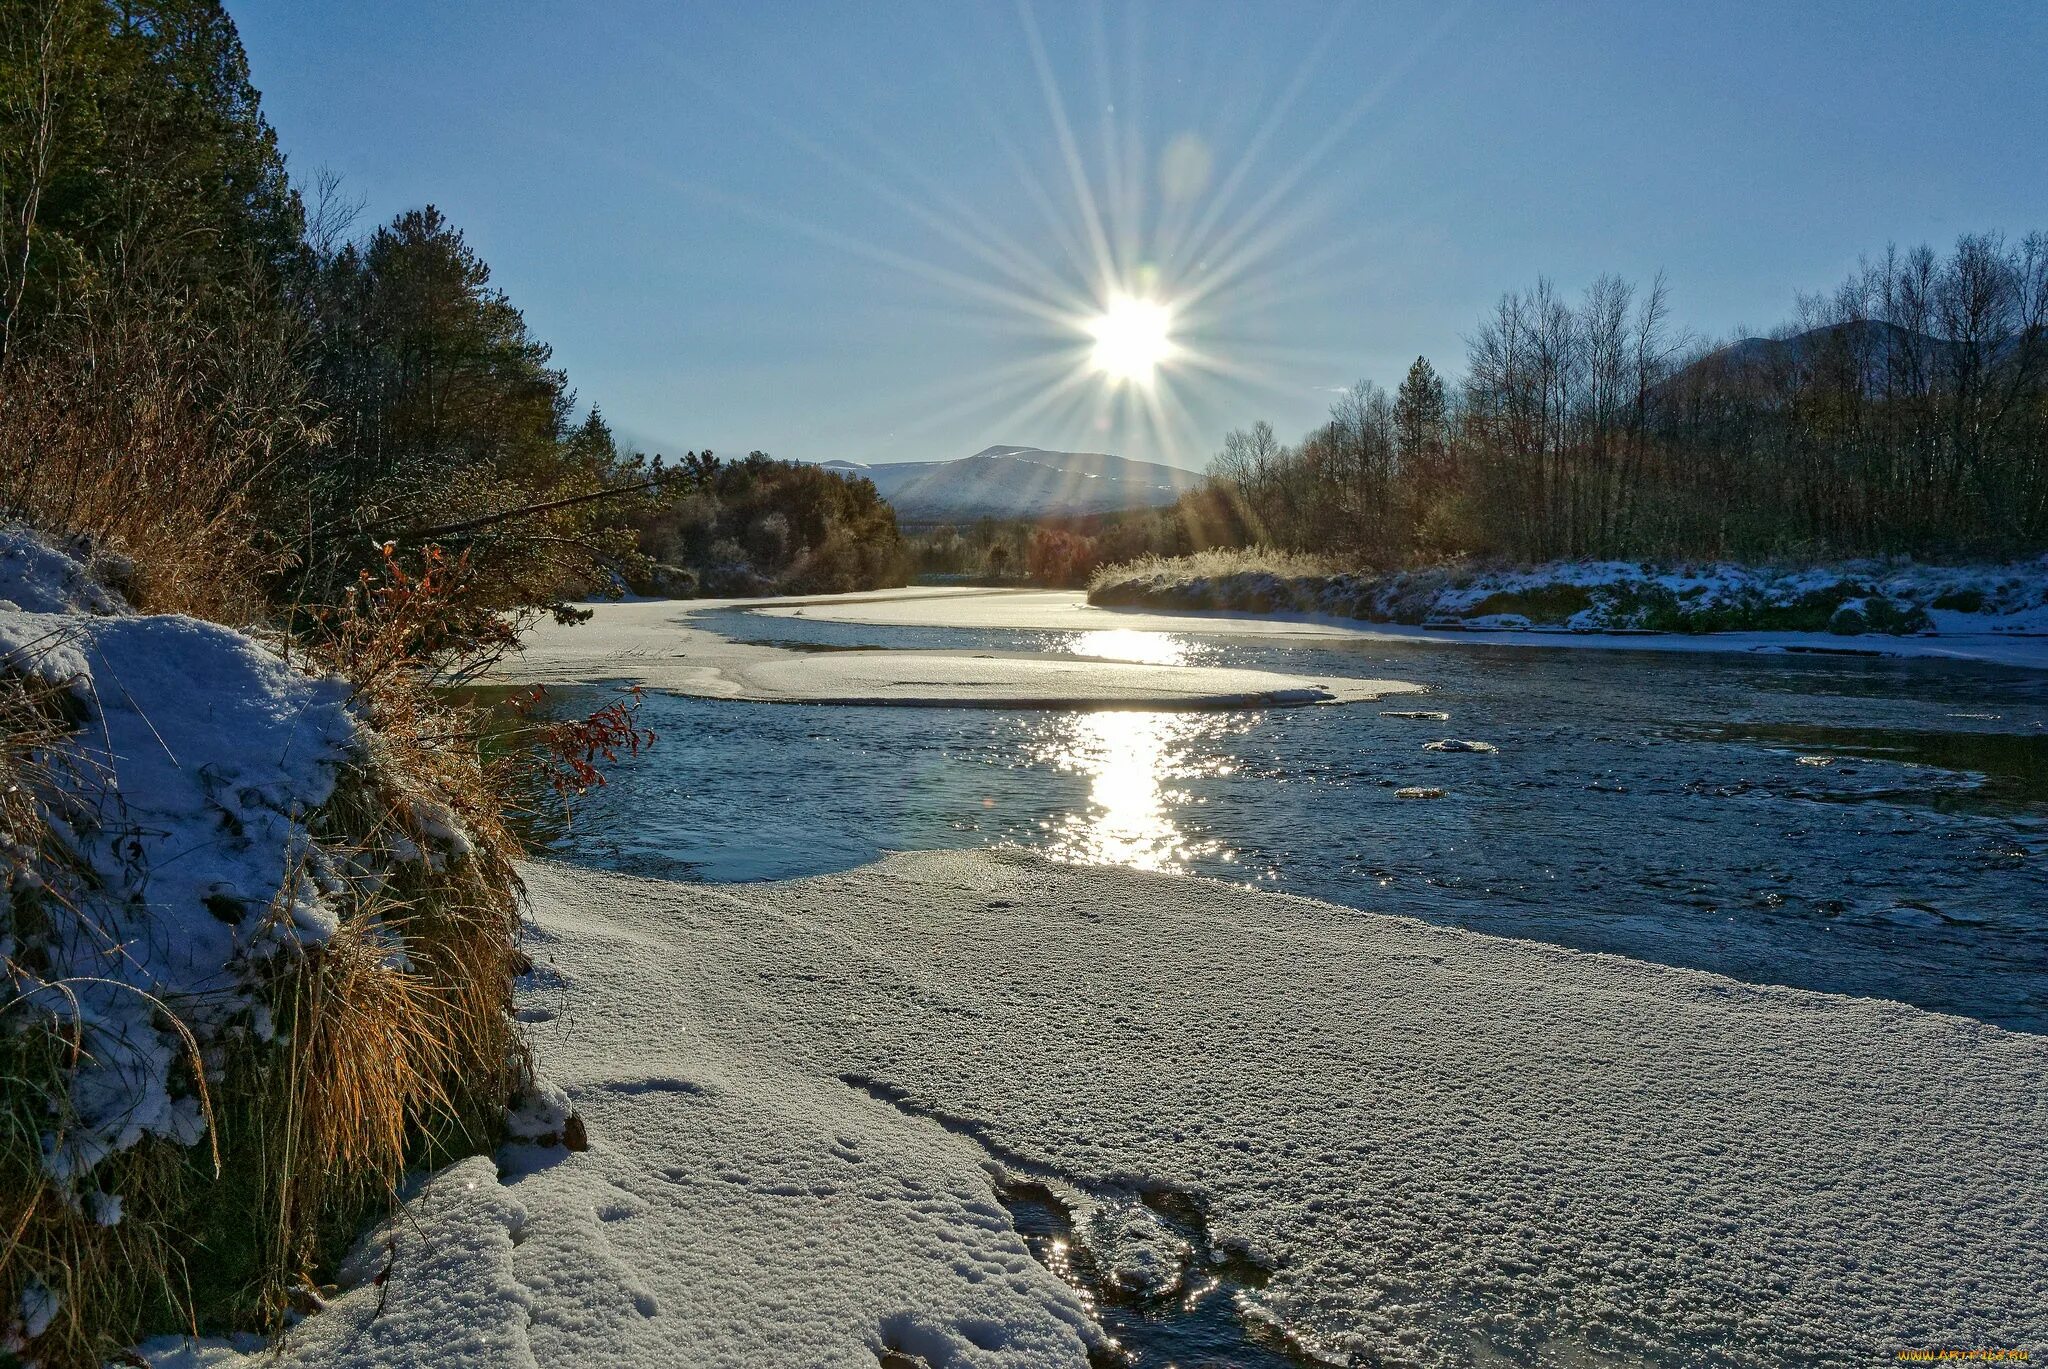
[233,1,2048,471]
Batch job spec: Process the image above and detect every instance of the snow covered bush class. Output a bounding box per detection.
[0,527,530,1366]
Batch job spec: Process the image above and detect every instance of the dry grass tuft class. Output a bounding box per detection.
[1088,545,1341,594]
[0,289,316,622]
[228,689,529,1334]
[0,656,530,1363]
[0,672,205,1362]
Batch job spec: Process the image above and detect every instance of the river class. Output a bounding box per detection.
[535,604,2048,1033]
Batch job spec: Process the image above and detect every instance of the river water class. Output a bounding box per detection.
[536,607,2048,1034]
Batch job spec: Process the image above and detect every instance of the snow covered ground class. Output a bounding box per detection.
[751,586,1371,639]
[156,852,2047,1367]
[497,593,1418,707]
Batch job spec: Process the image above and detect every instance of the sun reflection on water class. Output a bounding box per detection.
[1028,710,1244,873]
[1054,629,1193,666]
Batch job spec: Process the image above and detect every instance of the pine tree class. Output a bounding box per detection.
[1393,355,1449,484]
[0,0,305,353]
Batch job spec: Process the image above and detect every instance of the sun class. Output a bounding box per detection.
[1087,293,1177,386]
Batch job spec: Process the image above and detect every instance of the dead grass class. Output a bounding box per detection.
[0,656,529,1363]
[1088,545,1342,594]
[0,672,206,1361]
[0,289,316,622]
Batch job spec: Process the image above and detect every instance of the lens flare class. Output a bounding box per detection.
[1087,294,1177,385]
[647,3,1458,460]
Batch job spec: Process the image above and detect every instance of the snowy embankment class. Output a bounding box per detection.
[0,526,493,1360]
[0,530,361,1183]
[498,593,1417,707]
[1088,556,2048,667]
[169,850,2048,1369]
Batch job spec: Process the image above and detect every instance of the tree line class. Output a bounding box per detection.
[0,0,902,627]
[630,449,906,595]
[1115,235,2048,570]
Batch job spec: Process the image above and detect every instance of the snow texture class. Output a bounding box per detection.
[522,851,2045,1367]
[0,521,126,615]
[498,593,1417,709]
[167,851,2046,1367]
[17,1281,58,1340]
[0,528,360,1181]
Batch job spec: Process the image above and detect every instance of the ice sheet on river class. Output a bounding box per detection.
[162,850,2047,1367]
[497,595,1415,708]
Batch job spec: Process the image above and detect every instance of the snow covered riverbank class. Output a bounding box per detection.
[1,524,527,1364]
[1086,558,2048,670]
[165,851,2047,1368]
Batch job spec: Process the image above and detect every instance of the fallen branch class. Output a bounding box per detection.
[358,476,671,541]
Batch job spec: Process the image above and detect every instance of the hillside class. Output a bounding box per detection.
[823,445,1202,524]
[1673,318,2026,393]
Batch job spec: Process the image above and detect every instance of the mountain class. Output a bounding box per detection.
[821,445,1204,524]
[1673,319,2026,395]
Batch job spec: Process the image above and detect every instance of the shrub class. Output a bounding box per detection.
[0,537,646,1364]
[0,287,313,622]
[1088,547,1339,599]
[1464,584,1595,623]
[1026,528,1100,587]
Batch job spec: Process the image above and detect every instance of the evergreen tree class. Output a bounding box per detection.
[0,0,303,354]
[308,205,569,513]
[1393,355,1449,482]
[288,205,659,608]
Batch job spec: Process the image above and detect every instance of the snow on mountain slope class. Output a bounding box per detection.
[823,445,1201,523]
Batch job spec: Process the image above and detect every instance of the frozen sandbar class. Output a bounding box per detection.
[189,851,2046,1367]
[753,584,1369,638]
[498,594,1416,708]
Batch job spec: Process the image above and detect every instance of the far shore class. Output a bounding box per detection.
[513,585,2048,676]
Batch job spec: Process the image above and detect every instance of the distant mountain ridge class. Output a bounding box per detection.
[822,445,1202,523]
[1676,319,2031,394]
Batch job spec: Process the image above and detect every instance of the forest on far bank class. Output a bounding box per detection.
[948,236,2048,588]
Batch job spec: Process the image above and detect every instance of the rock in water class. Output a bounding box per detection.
[1423,738,1498,753]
